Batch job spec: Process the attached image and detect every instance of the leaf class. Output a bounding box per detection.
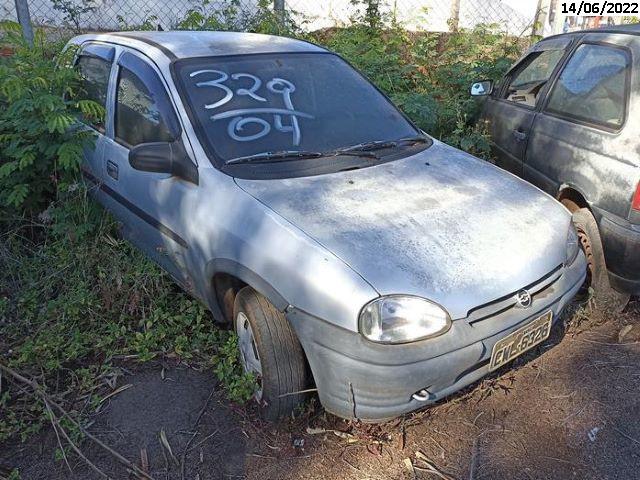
[32,77,48,89]
[57,142,83,170]
[46,113,75,134]
[159,429,178,465]
[18,151,36,169]
[77,100,105,121]
[6,184,29,207]
[0,161,18,178]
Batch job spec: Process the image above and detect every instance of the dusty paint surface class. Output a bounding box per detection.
[238,140,571,319]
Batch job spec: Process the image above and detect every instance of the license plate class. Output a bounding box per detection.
[489,311,553,371]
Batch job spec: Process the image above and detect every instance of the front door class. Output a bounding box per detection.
[102,50,197,285]
[482,39,571,176]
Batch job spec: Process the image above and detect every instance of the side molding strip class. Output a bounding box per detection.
[81,168,188,249]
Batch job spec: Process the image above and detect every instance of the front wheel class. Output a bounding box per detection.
[233,287,309,420]
[569,207,630,312]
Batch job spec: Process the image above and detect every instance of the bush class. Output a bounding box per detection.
[175,0,302,36]
[0,22,102,215]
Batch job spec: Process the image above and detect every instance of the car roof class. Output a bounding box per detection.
[76,31,327,60]
[544,23,640,41]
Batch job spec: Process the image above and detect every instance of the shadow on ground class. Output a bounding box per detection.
[2,299,639,480]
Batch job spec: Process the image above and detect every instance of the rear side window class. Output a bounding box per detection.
[115,56,178,147]
[502,49,565,107]
[545,44,630,129]
[76,55,111,131]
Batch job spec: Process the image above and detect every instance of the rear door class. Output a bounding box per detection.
[482,37,573,176]
[524,34,633,200]
[75,43,114,196]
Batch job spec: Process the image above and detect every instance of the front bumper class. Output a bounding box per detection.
[286,253,587,422]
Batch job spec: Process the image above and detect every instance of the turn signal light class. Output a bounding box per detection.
[633,182,640,211]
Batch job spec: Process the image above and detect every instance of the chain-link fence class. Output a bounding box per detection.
[2,0,543,35]
[286,0,538,35]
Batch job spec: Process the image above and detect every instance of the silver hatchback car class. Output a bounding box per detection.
[69,31,587,422]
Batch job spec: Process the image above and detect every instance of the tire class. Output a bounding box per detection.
[570,207,630,312]
[233,286,309,420]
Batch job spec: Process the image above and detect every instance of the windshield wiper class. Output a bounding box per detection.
[336,139,398,153]
[225,150,324,165]
[328,150,378,159]
[334,135,430,155]
[396,134,430,145]
[226,148,379,165]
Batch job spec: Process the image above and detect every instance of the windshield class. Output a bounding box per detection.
[174,53,419,164]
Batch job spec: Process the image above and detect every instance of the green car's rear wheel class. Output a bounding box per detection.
[567,206,630,312]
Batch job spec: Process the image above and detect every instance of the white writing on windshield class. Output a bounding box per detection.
[190,70,313,145]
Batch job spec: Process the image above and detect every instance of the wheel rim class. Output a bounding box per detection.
[235,311,263,400]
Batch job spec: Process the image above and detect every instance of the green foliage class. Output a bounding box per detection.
[212,334,258,403]
[0,23,103,214]
[349,0,387,30]
[0,191,254,442]
[51,0,97,31]
[176,0,302,36]
[6,468,21,480]
[116,14,160,31]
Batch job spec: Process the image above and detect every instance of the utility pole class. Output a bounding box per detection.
[274,0,285,27]
[449,0,461,32]
[551,0,565,35]
[14,0,34,46]
[533,0,551,37]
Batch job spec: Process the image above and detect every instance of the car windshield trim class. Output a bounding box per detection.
[171,52,426,178]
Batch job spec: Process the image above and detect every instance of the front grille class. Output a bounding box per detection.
[467,264,563,325]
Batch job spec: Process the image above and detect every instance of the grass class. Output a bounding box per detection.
[0,190,255,444]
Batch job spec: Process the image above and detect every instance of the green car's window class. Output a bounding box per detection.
[503,49,565,107]
[545,44,630,129]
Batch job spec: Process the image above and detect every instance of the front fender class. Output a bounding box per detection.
[204,258,289,318]
[189,171,380,332]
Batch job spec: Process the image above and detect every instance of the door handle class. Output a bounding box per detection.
[106,160,119,180]
[512,129,527,141]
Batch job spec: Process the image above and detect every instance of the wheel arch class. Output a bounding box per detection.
[204,258,289,323]
[557,184,590,212]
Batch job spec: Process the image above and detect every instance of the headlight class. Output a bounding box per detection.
[565,222,580,266]
[359,295,451,344]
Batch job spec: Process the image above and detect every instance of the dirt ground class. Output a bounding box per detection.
[2,299,640,480]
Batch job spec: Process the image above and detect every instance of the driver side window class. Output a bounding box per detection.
[502,49,565,107]
[115,53,179,148]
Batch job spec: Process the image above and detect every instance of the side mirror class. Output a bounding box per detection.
[129,140,198,185]
[470,80,494,97]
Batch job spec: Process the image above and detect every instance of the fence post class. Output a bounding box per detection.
[449,0,461,32]
[532,0,551,36]
[14,0,34,46]
[274,0,285,27]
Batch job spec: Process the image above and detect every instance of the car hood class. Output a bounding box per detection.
[235,140,571,319]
